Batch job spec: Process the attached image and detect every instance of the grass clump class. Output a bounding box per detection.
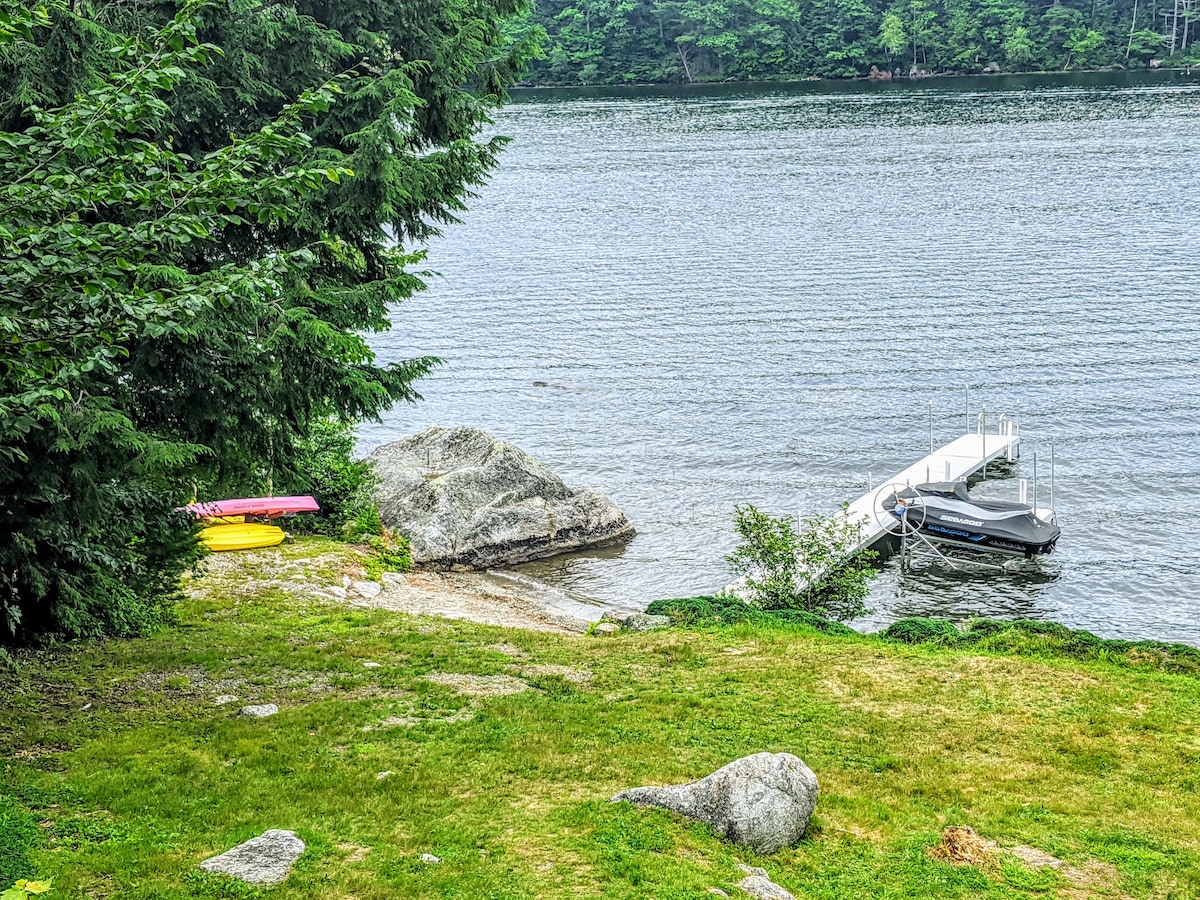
[361,533,413,582]
[0,798,41,886]
[647,595,856,636]
[882,617,963,646]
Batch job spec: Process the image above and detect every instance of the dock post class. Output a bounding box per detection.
[1019,479,1028,505]
[964,385,969,435]
[944,460,951,481]
[982,405,987,478]
[1051,442,1055,513]
[1033,452,1038,511]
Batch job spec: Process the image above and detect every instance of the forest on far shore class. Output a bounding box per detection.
[509,0,1198,84]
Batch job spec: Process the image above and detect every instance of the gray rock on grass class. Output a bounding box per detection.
[599,611,671,632]
[737,874,797,900]
[611,753,818,854]
[239,704,278,718]
[368,426,634,569]
[198,829,305,885]
[623,613,671,632]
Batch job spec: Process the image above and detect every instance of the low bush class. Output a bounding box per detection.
[285,418,382,539]
[361,533,413,581]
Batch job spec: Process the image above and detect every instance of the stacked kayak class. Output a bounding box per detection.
[182,496,320,552]
[200,522,287,551]
[183,496,320,519]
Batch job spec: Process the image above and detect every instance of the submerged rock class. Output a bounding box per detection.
[368,426,634,569]
[198,829,305,885]
[610,752,818,854]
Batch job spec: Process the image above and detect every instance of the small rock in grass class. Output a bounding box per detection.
[198,829,305,885]
[375,771,395,780]
[80,702,93,711]
[738,864,769,877]
[363,662,382,668]
[327,585,348,599]
[623,613,671,632]
[708,890,729,898]
[342,575,352,588]
[215,695,239,706]
[420,853,442,864]
[600,611,630,625]
[239,703,279,718]
[592,622,621,637]
[737,874,796,900]
[353,581,382,598]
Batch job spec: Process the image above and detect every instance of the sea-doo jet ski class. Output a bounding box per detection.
[883,481,1060,558]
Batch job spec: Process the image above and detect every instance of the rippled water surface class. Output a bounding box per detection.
[363,72,1200,643]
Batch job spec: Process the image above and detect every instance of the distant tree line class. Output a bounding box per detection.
[512,0,1198,84]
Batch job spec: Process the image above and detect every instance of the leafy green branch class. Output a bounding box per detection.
[725,503,877,622]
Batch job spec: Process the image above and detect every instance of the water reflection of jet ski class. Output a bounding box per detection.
[882,482,1060,558]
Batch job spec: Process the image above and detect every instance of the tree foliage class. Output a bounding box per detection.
[725,503,876,622]
[515,0,1197,84]
[0,0,532,642]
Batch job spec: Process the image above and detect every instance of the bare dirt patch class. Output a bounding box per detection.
[488,642,529,659]
[1005,846,1127,898]
[930,828,1127,898]
[521,664,593,685]
[423,672,531,697]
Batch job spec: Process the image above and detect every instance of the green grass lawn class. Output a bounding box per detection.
[2,539,1198,899]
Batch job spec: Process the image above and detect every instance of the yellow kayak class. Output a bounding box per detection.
[200,523,285,551]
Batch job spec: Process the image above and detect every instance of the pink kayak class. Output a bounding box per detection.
[182,495,320,519]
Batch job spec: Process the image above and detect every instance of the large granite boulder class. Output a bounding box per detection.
[610,753,818,854]
[368,426,634,569]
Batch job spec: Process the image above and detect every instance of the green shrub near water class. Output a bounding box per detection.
[283,418,382,540]
[881,617,963,646]
[725,503,877,622]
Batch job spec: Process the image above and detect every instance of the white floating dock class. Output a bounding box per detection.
[847,423,1020,553]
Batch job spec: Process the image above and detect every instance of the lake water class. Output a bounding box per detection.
[362,72,1200,644]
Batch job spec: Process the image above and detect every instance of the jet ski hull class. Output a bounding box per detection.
[885,482,1060,558]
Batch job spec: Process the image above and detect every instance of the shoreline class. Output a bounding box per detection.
[511,65,1198,92]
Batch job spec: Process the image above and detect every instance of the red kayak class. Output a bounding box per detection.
[182,495,320,519]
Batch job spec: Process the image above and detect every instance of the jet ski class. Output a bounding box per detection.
[882,481,1060,558]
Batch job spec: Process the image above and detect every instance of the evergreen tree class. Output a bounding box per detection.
[0,0,535,642]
